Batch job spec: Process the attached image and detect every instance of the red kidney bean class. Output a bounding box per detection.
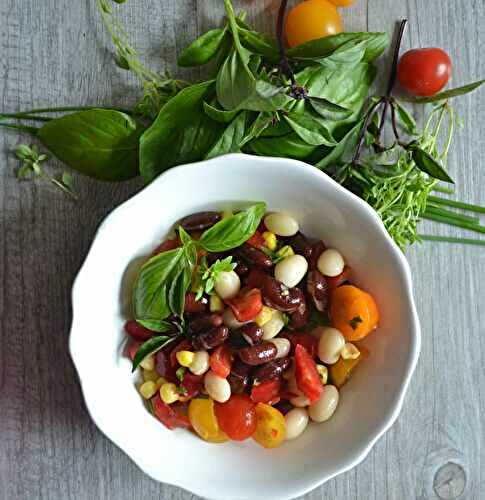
[234,258,250,277]
[179,211,221,232]
[227,360,252,394]
[274,400,294,415]
[244,268,270,289]
[155,349,177,382]
[228,330,249,349]
[309,240,327,269]
[238,342,277,366]
[307,269,329,312]
[206,251,230,265]
[124,320,154,341]
[252,357,291,382]
[192,325,229,350]
[238,245,273,268]
[262,277,303,313]
[184,292,208,314]
[289,294,310,329]
[237,323,263,346]
[188,313,223,333]
[286,232,313,260]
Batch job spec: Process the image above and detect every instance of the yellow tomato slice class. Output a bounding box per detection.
[329,345,369,388]
[188,399,229,443]
[253,403,286,448]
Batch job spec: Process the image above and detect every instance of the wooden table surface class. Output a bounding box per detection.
[1,1,484,499]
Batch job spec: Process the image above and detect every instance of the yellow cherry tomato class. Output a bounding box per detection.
[329,0,355,6]
[188,398,229,443]
[285,0,343,48]
[329,345,369,388]
[252,403,286,448]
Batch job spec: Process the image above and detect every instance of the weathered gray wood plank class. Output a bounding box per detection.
[0,1,484,499]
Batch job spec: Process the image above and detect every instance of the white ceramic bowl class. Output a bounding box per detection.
[70,153,420,500]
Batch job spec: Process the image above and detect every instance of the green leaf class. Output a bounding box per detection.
[139,81,224,182]
[284,111,337,146]
[247,132,317,160]
[239,112,272,146]
[237,25,279,60]
[205,111,247,159]
[178,226,193,246]
[132,336,176,372]
[169,262,192,317]
[203,101,240,124]
[411,79,485,103]
[394,101,417,135]
[15,144,34,160]
[38,109,143,181]
[239,80,293,112]
[317,39,368,67]
[409,144,454,184]
[287,32,389,63]
[199,202,266,252]
[136,319,173,332]
[308,97,353,120]
[178,28,227,67]
[198,256,237,296]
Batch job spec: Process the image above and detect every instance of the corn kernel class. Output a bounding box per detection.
[277,245,295,259]
[160,383,180,404]
[210,294,224,312]
[262,231,277,251]
[139,381,157,399]
[156,377,167,389]
[176,350,195,367]
[255,306,274,326]
[341,343,360,360]
[143,369,159,382]
[316,364,328,385]
[140,355,155,371]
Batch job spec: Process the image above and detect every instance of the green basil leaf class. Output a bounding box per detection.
[132,336,177,372]
[239,80,294,112]
[317,40,368,67]
[308,96,353,120]
[169,262,192,317]
[287,32,389,63]
[199,202,266,252]
[247,132,317,160]
[133,247,185,320]
[284,111,337,146]
[139,81,224,182]
[240,112,272,146]
[394,101,417,135]
[409,144,454,183]
[206,111,247,159]
[248,55,262,74]
[237,25,279,60]
[178,226,193,246]
[178,28,227,67]
[411,79,485,103]
[136,319,173,333]
[203,101,240,124]
[38,109,143,181]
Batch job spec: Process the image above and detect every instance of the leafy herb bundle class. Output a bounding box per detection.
[1,0,484,248]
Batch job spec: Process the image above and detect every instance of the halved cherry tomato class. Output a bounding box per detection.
[188,398,229,443]
[326,266,352,290]
[250,378,281,404]
[180,372,204,398]
[151,236,181,256]
[330,285,379,341]
[246,231,267,250]
[152,394,191,430]
[285,0,343,48]
[227,288,263,322]
[281,332,318,358]
[253,403,286,448]
[294,344,324,403]
[397,48,452,97]
[127,340,141,361]
[245,268,268,289]
[170,339,193,368]
[124,320,154,341]
[215,394,257,441]
[329,345,369,388]
[209,344,233,378]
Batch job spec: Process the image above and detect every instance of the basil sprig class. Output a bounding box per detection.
[132,202,266,324]
[132,335,177,372]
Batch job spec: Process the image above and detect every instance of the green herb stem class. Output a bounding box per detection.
[1,106,132,118]
[1,113,52,122]
[428,195,485,215]
[420,235,485,246]
[432,185,455,194]
[0,123,39,134]
[425,206,479,225]
[422,212,485,234]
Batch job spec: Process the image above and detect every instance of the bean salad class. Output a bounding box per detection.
[124,204,379,448]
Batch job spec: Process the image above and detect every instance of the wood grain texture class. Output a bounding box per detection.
[0,1,483,499]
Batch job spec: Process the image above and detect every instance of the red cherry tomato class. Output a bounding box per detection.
[152,395,191,430]
[227,288,263,322]
[180,372,204,398]
[215,394,257,441]
[127,340,141,361]
[397,48,452,97]
[209,344,233,378]
[325,266,352,290]
[245,268,268,289]
[250,378,281,404]
[151,237,181,256]
[294,344,324,403]
[246,231,267,250]
[281,332,318,358]
[124,320,154,341]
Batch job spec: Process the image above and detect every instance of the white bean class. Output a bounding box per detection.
[223,308,247,329]
[270,338,291,359]
[264,213,299,237]
[290,395,310,408]
[214,270,240,300]
[285,408,309,440]
[262,310,285,340]
[318,327,345,365]
[308,385,339,422]
[189,350,210,375]
[317,248,345,277]
[204,370,231,403]
[274,254,308,288]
